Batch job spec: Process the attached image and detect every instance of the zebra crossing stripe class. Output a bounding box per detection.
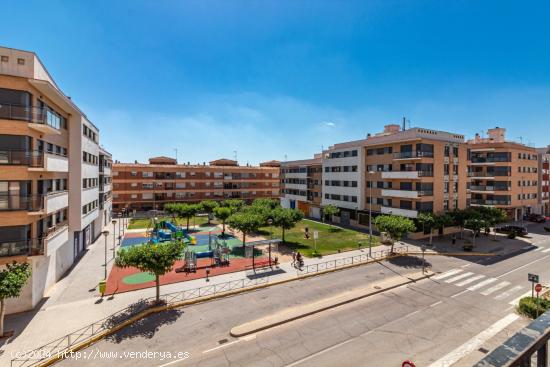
[455,275,486,287]
[433,269,463,280]
[480,281,511,296]
[508,291,533,306]
[467,278,498,291]
[445,272,474,284]
[494,285,524,301]
[534,247,544,252]
[542,248,550,253]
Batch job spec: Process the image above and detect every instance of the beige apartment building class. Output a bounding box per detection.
[280,155,323,218]
[537,146,550,216]
[0,46,110,313]
[467,128,539,220]
[112,157,280,211]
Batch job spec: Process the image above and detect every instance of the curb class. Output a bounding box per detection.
[230,271,435,337]
[35,252,407,367]
[407,251,496,257]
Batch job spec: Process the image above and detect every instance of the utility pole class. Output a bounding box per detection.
[368,171,374,258]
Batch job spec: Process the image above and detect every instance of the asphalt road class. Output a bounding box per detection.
[58,224,550,367]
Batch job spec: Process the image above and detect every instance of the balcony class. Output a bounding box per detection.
[380,206,418,218]
[0,103,63,135]
[0,195,44,212]
[470,199,511,206]
[44,191,69,214]
[469,171,511,178]
[381,170,434,179]
[393,151,434,160]
[40,223,69,256]
[470,156,511,164]
[0,150,43,167]
[0,238,43,257]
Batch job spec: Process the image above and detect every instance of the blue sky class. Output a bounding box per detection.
[3,0,550,163]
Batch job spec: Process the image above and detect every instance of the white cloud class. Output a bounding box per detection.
[323,121,336,127]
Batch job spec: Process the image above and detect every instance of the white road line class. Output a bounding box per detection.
[509,290,533,306]
[467,278,498,291]
[433,269,463,280]
[461,264,471,268]
[431,301,443,307]
[542,248,550,253]
[451,289,470,298]
[202,339,243,354]
[427,313,519,367]
[445,272,474,284]
[480,281,511,296]
[455,275,485,287]
[494,285,524,301]
[497,254,550,278]
[534,247,543,252]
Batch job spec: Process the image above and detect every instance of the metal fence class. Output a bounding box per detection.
[297,246,409,275]
[10,276,268,367]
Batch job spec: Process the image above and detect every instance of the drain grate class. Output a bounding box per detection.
[218,338,229,345]
[478,347,490,354]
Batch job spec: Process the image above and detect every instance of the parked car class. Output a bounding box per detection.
[495,225,528,236]
[524,213,546,223]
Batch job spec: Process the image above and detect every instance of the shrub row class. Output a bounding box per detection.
[518,296,550,319]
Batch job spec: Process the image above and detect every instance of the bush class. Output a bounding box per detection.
[518,297,550,319]
[507,232,516,239]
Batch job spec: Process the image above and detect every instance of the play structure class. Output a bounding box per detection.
[147,218,186,243]
[177,237,231,273]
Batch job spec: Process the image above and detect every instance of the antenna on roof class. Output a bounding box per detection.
[284,154,287,161]
[407,119,411,129]
[233,150,237,161]
[517,136,523,144]
[402,116,406,131]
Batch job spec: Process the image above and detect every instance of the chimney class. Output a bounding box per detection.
[402,117,406,131]
[383,124,401,134]
[487,127,506,143]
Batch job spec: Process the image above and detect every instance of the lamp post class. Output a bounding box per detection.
[267,218,274,267]
[102,230,109,279]
[520,175,525,226]
[368,171,374,258]
[117,213,122,245]
[111,219,117,259]
[121,208,126,235]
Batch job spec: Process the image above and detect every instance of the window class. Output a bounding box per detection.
[17,58,25,65]
[0,56,8,62]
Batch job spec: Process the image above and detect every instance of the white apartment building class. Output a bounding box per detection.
[0,46,109,313]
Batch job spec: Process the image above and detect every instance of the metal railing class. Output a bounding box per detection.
[10,276,269,367]
[471,199,511,206]
[474,309,550,367]
[297,246,408,275]
[0,150,44,167]
[0,238,44,258]
[0,194,44,211]
[393,151,434,159]
[0,103,64,129]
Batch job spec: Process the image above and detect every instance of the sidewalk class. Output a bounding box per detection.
[0,228,415,364]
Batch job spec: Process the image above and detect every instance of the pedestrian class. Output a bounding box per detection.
[451,234,456,245]
[292,251,296,266]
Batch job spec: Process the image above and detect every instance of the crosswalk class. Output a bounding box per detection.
[433,269,525,303]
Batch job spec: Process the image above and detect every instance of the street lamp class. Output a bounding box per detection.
[121,208,126,235]
[111,219,117,259]
[117,213,122,245]
[520,175,525,226]
[267,218,274,267]
[368,171,375,257]
[102,230,109,279]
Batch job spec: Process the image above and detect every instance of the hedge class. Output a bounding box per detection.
[518,296,550,319]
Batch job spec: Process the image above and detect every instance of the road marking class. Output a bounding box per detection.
[534,247,543,251]
[480,281,511,296]
[542,248,550,253]
[427,313,519,367]
[445,272,474,283]
[455,275,485,287]
[201,334,257,354]
[451,289,470,298]
[497,254,550,278]
[158,356,191,367]
[508,290,533,306]
[430,301,443,307]
[494,285,523,301]
[467,278,498,291]
[433,269,463,280]
[461,264,471,268]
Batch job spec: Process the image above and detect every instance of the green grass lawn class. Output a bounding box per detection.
[258,219,380,257]
[128,216,216,229]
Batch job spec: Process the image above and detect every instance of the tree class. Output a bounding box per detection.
[322,204,339,222]
[199,200,219,224]
[177,203,200,230]
[374,215,416,253]
[226,212,264,251]
[164,203,179,222]
[213,206,232,237]
[272,208,304,242]
[251,198,280,210]
[434,213,454,237]
[115,241,185,303]
[0,262,31,336]
[477,206,507,239]
[222,199,245,212]
[464,217,487,248]
[450,209,470,239]
[417,212,436,245]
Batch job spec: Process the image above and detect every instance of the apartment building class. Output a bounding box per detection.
[97,146,113,229]
[467,128,539,220]
[280,155,323,218]
[316,124,469,226]
[112,157,280,211]
[0,46,108,313]
[536,146,549,216]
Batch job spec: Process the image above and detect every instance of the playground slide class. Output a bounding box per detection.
[165,221,178,232]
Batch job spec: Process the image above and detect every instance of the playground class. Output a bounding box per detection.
[104,219,279,295]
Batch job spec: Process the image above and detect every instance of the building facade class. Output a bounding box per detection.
[112,157,280,211]
[280,155,323,218]
[0,46,109,313]
[537,146,550,216]
[467,128,539,220]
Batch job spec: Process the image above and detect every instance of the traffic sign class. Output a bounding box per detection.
[313,230,319,240]
[402,361,416,367]
[528,273,540,283]
[535,283,543,294]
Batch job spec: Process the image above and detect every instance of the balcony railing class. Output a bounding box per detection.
[393,151,434,159]
[0,103,64,129]
[0,194,44,211]
[470,171,511,177]
[471,199,511,206]
[0,149,44,167]
[471,156,511,163]
[0,238,43,257]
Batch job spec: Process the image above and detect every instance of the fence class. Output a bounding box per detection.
[10,277,268,367]
[297,246,409,275]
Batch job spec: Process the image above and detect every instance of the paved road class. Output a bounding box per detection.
[58,225,550,367]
